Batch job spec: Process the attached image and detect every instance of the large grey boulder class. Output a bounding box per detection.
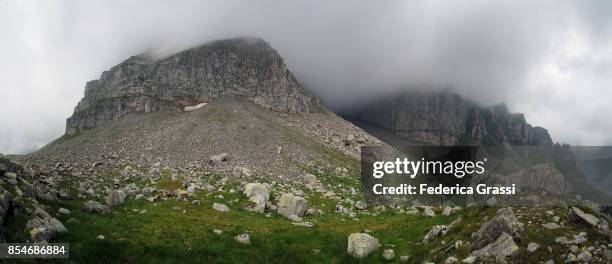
[212,203,230,212]
[277,193,308,219]
[423,225,448,244]
[568,207,600,227]
[526,242,540,253]
[243,183,269,213]
[235,233,251,245]
[26,217,68,242]
[347,233,381,258]
[471,207,523,250]
[469,232,519,261]
[569,207,610,234]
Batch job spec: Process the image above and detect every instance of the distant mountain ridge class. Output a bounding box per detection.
[346,90,553,146]
[66,37,320,134]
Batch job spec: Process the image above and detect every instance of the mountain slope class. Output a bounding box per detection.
[30,36,382,178]
[34,96,379,177]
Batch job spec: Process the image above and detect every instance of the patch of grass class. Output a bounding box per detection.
[43,171,605,264]
[312,167,359,188]
[157,179,183,191]
[48,188,463,264]
[50,133,82,146]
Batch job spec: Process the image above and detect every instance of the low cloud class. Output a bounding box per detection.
[1,0,611,153]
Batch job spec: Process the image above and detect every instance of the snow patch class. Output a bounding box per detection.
[184,102,208,112]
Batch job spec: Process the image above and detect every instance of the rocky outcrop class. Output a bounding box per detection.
[568,206,609,234]
[352,90,553,146]
[0,155,68,243]
[471,207,523,250]
[66,37,320,134]
[26,217,68,242]
[469,232,519,261]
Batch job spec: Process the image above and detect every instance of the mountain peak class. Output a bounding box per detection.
[67,37,320,135]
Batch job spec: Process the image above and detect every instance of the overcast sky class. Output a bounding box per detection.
[1,0,611,154]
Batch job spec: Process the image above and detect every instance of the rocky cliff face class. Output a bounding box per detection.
[353,90,553,146]
[66,37,320,134]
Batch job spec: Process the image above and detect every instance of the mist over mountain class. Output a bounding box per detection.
[65,37,320,134]
[2,2,612,263]
[0,33,609,263]
[342,89,554,147]
[2,0,612,154]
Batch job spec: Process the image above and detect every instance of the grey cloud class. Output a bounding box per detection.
[1,0,611,154]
